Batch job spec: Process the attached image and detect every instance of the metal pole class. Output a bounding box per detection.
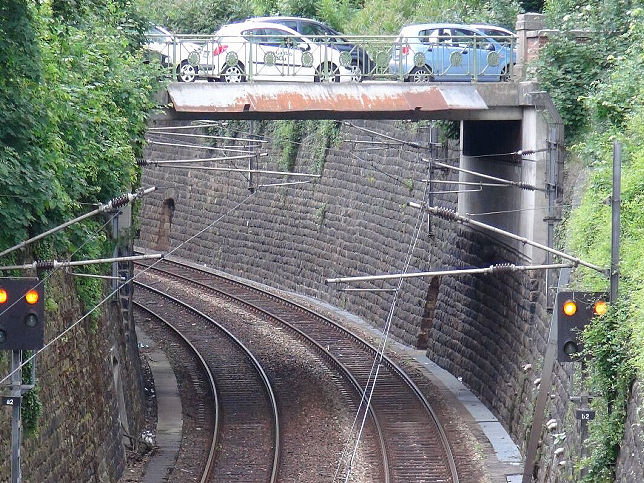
[112,213,120,292]
[522,267,571,482]
[545,127,558,309]
[409,203,607,275]
[610,141,621,303]
[326,263,573,284]
[249,120,255,193]
[11,350,22,483]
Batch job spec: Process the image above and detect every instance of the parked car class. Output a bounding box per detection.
[469,24,515,38]
[243,16,375,81]
[389,23,516,82]
[198,21,356,82]
[469,24,516,47]
[146,25,201,82]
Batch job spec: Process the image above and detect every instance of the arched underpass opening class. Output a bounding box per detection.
[155,198,175,251]
[417,277,440,349]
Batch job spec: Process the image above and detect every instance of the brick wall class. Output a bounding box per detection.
[138,119,549,450]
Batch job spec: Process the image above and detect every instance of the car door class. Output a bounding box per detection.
[451,27,496,81]
[242,27,285,80]
[436,28,472,81]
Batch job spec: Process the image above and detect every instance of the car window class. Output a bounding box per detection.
[279,20,298,31]
[301,22,329,39]
[418,28,439,44]
[242,28,265,42]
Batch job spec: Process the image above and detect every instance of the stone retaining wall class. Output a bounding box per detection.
[138,119,548,455]
[0,270,145,482]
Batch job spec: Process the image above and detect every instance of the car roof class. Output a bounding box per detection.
[245,16,325,24]
[470,24,515,35]
[399,23,487,32]
[216,21,302,36]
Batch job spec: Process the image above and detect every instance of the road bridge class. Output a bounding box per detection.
[157,77,562,264]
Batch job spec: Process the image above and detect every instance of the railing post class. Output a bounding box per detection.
[515,13,547,81]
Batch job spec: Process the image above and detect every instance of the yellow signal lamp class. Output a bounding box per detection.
[25,290,39,305]
[562,299,577,316]
[0,289,7,304]
[593,300,608,316]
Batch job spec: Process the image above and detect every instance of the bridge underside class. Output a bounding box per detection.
[163,82,524,121]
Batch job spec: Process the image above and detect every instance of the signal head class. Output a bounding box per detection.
[562,300,577,316]
[593,300,608,316]
[25,289,39,305]
[0,289,7,304]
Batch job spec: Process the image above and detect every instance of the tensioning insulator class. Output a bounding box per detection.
[35,260,56,269]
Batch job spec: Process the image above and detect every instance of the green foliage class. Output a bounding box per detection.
[309,120,340,173]
[273,120,304,171]
[560,9,644,476]
[315,202,328,226]
[1,0,158,254]
[533,35,602,138]
[137,0,252,33]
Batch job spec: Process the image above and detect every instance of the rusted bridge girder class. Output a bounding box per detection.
[162,82,525,121]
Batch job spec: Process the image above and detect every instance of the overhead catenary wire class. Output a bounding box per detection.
[143,153,268,165]
[147,131,268,143]
[335,157,434,483]
[0,254,163,272]
[409,203,607,275]
[146,140,261,154]
[0,191,256,388]
[0,187,156,260]
[326,263,575,285]
[158,165,321,178]
[422,158,544,192]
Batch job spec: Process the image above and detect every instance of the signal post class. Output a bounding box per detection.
[0,278,45,483]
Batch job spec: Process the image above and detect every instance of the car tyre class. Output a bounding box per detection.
[314,63,341,82]
[407,66,434,83]
[177,60,197,83]
[500,64,512,82]
[349,63,363,83]
[220,63,246,83]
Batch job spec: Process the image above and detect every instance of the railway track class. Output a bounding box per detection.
[134,283,280,482]
[134,255,459,482]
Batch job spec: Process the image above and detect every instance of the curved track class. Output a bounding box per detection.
[135,282,280,482]
[134,255,459,482]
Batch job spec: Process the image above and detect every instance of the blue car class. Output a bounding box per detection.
[389,23,516,82]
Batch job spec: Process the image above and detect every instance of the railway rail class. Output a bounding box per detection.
[134,282,280,482]
[133,255,459,482]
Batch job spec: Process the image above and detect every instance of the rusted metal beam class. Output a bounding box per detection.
[165,82,492,121]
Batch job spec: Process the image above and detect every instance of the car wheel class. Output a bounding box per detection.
[177,60,197,83]
[349,64,363,83]
[500,64,512,82]
[314,63,340,82]
[407,66,434,83]
[220,63,245,83]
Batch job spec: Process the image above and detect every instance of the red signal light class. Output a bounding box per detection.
[0,289,7,304]
[25,290,39,305]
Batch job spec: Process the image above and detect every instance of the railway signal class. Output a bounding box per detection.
[556,291,608,362]
[0,278,45,350]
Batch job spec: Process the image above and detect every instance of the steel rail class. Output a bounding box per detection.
[135,260,390,483]
[134,281,281,483]
[132,299,219,483]
[136,256,458,481]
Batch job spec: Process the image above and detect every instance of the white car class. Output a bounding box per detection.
[146,25,201,82]
[198,21,355,82]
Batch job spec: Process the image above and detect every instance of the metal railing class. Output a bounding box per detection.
[146,33,517,83]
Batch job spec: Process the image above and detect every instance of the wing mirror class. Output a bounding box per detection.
[297,41,311,52]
